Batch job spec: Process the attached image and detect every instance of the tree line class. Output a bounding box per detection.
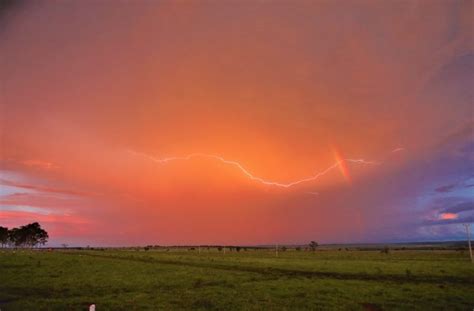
[0,222,48,248]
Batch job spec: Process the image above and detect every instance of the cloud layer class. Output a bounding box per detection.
[1,0,472,246]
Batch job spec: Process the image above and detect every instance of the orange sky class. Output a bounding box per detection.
[1,0,473,246]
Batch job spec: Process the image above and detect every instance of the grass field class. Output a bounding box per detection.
[0,248,473,310]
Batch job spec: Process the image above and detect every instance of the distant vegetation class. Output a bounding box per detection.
[0,222,48,248]
[309,241,319,251]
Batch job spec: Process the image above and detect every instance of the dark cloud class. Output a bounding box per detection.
[0,0,23,17]
[435,184,458,193]
[423,215,474,226]
[441,201,474,214]
[433,174,474,194]
[0,0,25,34]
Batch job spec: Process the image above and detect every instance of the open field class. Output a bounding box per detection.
[0,248,473,310]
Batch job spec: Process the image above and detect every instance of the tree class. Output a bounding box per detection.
[37,228,48,247]
[22,222,48,247]
[8,227,21,247]
[309,241,319,251]
[0,226,8,248]
[4,223,48,248]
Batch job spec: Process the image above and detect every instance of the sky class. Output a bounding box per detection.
[0,0,473,246]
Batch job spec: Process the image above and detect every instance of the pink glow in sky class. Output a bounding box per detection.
[1,0,473,246]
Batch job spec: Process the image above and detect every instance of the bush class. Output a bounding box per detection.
[381,246,390,254]
[309,241,319,251]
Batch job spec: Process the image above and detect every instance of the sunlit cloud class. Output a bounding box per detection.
[0,205,55,215]
[0,178,98,197]
[439,212,458,220]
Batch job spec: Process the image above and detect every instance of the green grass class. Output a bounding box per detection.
[0,249,473,310]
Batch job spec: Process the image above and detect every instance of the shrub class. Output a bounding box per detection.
[381,246,390,254]
[309,241,319,251]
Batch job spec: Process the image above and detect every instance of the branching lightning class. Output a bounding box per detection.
[128,150,379,188]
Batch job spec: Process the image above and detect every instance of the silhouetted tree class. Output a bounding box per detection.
[0,226,8,248]
[309,241,319,251]
[8,227,21,247]
[5,222,48,248]
[23,222,48,247]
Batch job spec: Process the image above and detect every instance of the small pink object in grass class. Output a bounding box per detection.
[89,304,96,311]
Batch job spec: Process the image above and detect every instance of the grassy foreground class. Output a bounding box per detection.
[0,248,473,310]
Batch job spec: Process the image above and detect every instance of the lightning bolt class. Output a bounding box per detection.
[391,147,405,153]
[128,150,379,188]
